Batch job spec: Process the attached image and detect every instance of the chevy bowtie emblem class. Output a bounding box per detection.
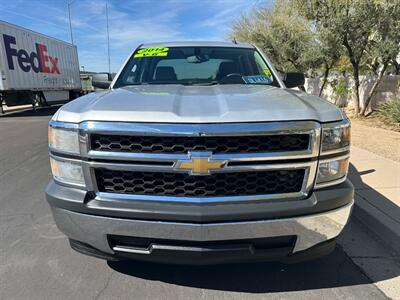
[176,152,226,175]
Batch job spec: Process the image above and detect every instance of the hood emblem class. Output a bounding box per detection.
[176,152,226,175]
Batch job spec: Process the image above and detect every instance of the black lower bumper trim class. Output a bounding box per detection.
[110,235,295,265]
[69,239,118,261]
[69,237,336,265]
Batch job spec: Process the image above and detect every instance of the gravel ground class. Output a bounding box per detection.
[351,121,400,162]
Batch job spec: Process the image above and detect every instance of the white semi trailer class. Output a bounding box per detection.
[0,20,81,113]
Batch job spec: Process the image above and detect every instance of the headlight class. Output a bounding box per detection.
[316,156,349,187]
[48,124,80,155]
[50,157,85,186]
[321,120,350,153]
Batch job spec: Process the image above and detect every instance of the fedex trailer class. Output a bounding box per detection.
[0,20,81,113]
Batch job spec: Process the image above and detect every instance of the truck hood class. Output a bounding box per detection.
[56,85,344,124]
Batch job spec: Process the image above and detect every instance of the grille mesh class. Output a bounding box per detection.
[90,134,310,154]
[95,169,305,197]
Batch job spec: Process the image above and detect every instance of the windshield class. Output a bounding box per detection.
[114,46,278,88]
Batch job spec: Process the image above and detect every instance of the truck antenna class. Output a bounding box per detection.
[106,1,111,75]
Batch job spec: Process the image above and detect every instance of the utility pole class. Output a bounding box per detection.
[67,0,75,45]
[106,2,111,74]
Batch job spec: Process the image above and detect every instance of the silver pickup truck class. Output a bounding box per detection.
[46,41,353,264]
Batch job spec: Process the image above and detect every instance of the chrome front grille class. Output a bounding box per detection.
[90,134,310,154]
[78,121,321,203]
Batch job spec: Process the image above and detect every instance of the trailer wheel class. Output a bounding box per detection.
[39,92,49,107]
[31,93,41,112]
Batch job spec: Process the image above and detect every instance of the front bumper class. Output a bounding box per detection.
[50,199,353,263]
[46,180,354,223]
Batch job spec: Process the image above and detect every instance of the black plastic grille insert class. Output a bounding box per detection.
[90,134,310,154]
[95,169,305,197]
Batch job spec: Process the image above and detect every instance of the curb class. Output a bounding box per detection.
[352,194,400,255]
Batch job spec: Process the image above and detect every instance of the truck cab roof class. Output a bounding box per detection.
[140,41,254,49]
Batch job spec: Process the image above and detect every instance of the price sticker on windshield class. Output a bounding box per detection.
[134,47,169,58]
[263,68,272,76]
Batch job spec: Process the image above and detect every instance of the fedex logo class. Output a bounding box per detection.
[3,34,60,74]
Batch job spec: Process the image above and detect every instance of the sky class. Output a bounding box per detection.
[0,0,271,72]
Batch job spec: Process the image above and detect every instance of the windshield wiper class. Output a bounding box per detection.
[125,81,221,86]
[183,81,219,86]
[124,82,149,86]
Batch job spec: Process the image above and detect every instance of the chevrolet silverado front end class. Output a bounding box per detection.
[46,41,353,264]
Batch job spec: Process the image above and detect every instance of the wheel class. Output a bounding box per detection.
[31,93,41,111]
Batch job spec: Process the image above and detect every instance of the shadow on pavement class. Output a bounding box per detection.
[348,163,400,252]
[0,106,60,118]
[108,163,400,293]
[348,164,376,188]
[108,244,378,293]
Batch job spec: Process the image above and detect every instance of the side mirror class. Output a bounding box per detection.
[283,72,305,88]
[92,80,111,89]
[91,73,112,89]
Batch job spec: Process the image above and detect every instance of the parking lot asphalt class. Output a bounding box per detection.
[0,107,395,300]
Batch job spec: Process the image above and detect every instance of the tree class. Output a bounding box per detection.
[341,0,381,115]
[391,59,400,75]
[231,1,343,96]
[230,1,322,73]
[293,0,343,96]
[315,26,342,96]
[295,0,400,116]
[360,0,400,115]
[231,0,400,115]
[295,0,374,114]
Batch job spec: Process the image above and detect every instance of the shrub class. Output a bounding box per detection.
[378,96,400,126]
[330,77,351,107]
